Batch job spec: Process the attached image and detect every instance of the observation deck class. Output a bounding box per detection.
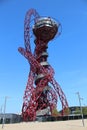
[33,17,58,42]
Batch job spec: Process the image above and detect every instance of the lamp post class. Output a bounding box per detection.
[76,92,84,127]
[0,105,3,114]
[2,96,9,129]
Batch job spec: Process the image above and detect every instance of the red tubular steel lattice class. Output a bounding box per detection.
[18,9,68,121]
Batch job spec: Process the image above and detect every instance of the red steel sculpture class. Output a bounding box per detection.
[18,9,68,121]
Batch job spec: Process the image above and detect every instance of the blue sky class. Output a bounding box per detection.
[0,0,87,114]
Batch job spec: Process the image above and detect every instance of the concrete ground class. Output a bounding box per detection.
[0,119,87,130]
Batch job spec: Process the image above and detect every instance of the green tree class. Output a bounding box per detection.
[82,107,87,115]
[64,108,70,115]
[74,107,80,114]
[52,107,59,117]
